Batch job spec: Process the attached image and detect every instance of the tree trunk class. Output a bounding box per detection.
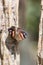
[0,0,19,30]
[0,0,19,65]
[38,0,43,65]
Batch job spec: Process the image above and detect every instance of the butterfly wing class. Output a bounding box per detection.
[17,28,27,41]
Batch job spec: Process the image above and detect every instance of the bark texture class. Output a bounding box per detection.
[0,0,20,65]
[38,0,43,65]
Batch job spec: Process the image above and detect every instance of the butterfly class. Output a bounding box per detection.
[8,26,27,41]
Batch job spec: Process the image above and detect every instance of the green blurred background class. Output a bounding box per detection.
[19,1,41,65]
[19,0,41,41]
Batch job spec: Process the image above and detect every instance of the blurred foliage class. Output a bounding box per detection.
[26,0,41,40]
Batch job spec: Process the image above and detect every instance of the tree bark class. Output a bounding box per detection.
[0,0,19,65]
[38,0,43,65]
